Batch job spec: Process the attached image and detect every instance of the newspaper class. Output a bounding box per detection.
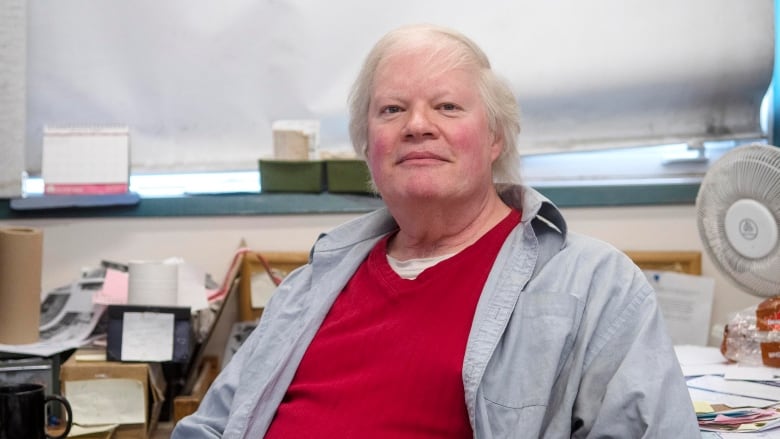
[0,276,107,357]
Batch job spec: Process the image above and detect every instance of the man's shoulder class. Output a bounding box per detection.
[534,231,650,309]
[562,231,638,271]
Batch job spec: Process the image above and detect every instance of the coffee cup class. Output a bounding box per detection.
[0,383,72,439]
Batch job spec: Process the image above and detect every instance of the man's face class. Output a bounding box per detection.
[366,49,502,205]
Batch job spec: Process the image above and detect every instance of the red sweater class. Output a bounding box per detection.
[265,210,521,439]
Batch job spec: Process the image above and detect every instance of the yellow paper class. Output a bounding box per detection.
[693,400,714,413]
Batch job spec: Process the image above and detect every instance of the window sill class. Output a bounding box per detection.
[531,178,700,208]
[0,180,699,219]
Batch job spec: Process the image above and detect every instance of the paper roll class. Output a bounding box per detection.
[0,227,43,344]
[127,261,178,306]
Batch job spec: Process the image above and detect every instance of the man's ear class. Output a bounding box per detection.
[490,134,503,162]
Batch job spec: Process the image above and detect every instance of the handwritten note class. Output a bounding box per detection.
[120,312,174,361]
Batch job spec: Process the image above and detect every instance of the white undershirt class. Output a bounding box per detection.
[386,253,456,280]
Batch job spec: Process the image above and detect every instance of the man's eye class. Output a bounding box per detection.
[382,106,402,114]
[439,103,458,111]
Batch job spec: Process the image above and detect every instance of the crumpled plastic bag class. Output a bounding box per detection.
[720,296,780,367]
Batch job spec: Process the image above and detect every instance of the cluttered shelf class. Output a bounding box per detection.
[0,245,309,438]
[0,243,251,438]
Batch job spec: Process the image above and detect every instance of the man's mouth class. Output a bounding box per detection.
[397,151,446,164]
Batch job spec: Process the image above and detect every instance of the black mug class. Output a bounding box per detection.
[0,383,72,439]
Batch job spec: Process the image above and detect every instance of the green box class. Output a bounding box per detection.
[325,159,373,193]
[259,160,325,193]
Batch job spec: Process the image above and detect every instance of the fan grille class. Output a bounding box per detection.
[696,144,780,298]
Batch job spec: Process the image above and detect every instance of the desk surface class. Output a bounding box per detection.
[152,422,173,439]
[55,423,174,438]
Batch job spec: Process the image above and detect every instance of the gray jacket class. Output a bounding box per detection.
[173,185,700,438]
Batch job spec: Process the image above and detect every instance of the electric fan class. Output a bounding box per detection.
[696,143,780,298]
[695,143,780,366]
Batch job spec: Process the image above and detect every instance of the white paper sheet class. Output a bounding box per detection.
[66,378,145,425]
[687,375,780,403]
[120,312,174,362]
[676,345,727,366]
[675,345,735,377]
[645,270,714,346]
[170,257,210,311]
[724,367,780,382]
[250,271,277,309]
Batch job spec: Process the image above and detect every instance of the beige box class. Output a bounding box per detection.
[60,353,166,439]
[271,119,319,160]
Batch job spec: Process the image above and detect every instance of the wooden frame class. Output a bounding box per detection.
[623,250,701,275]
[238,251,309,322]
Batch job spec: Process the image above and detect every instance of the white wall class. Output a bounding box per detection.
[0,205,762,359]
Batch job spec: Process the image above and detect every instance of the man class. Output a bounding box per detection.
[173,24,700,438]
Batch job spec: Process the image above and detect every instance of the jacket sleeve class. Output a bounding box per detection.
[572,275,701,438]
[170,334,250,438]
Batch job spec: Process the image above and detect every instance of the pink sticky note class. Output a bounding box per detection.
[93,268,129,304]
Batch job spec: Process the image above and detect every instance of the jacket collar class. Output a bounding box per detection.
[497,184,567,237]
[312,184,567,253]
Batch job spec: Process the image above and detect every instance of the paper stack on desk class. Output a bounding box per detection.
[690,375,780,434]
[676,345,780,437]
[696,403,780,433]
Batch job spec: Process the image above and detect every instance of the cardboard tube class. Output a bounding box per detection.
[0,227,43,344]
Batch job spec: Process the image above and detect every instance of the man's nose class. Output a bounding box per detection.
[403,107,437,140]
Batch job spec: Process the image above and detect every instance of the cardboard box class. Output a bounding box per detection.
[60,353,166,439]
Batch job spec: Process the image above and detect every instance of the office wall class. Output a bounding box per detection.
[0,205,761,358]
